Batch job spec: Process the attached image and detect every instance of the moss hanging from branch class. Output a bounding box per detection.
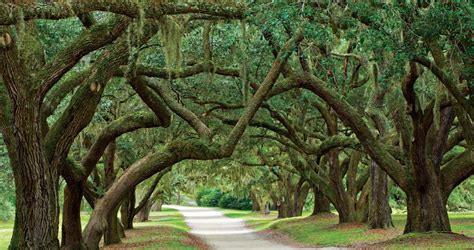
[159,16,187,79]
[433,82,447,131]
[240,19,249,105]
[125,0,146,78]
[202,22,216,95]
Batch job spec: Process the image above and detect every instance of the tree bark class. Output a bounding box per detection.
[294,181,310,216]
[104,206,122,245]
[404,181,451,233]
[61,182,85,249]
[102,141,123,244]
[249,192,261,212]
[368,161,394,229]
[153,199,163,212]
[120,188,135,229]
[4,109,60,249]
[276,201,288,219]
[312,185,331,215]
[176,190,181,205]
[138,202,153,222]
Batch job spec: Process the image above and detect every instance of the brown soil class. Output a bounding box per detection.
[183,233,211,250]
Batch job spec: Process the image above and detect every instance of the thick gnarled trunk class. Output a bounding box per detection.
[311,186,331,215]
[120,188,135,229]
[61,182,85,249]
[368,162,394,229]
[137,202,153,222]
[5,108,60,249]
[104,206,122,245]
[249,192,261,212]
[405,183,450,233]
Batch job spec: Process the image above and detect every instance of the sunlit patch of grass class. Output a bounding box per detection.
[0,220,13,230]
[0,207,191,249]
[219,208,311,231]
[276,213,474,247]
[372,232,474,249]
[0,219,14,249]
[221,208,474,248]
[274,216,399,247]
[103,208,207,250]
[134,209,190,232]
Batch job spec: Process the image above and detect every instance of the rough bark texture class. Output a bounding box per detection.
[120,189,136,230]
[61,182,85,249]
[1,28,60,249]
[312,185,331,215]
[137,202,153,222]
[405,185,451,233]
[103,141,122,245]
[273,177,309,218]
[104,206,121,245]
[368,161,394,229]
[6,114,60,249]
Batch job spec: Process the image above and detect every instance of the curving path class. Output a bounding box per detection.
[166,205,298,250]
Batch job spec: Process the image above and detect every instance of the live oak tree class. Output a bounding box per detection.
[254,1,473,233]
[0,1,246,248]
[0,1,472,250]
[206,0,473,232]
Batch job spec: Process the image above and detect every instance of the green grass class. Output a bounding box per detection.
[220,209,474,248]
[0,208,200,250]
[107,208,202,250]
[134,208,190,232]
[377,232,474,249]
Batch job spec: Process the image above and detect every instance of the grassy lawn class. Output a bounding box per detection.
[0,220,13,249]
[104,208,207,250]
[220,209,474,248]
[0,208,207,250]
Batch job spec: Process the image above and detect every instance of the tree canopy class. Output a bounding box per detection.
[0,0,472,249]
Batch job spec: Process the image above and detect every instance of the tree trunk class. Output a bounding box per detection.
[102,140,123,245]
[4,109,60,249]
[335,201,355,223]
[138,202,153,222]
[176,190,181,205]
[104,206,122,245]
[263,203,270,215]
[249,192,261,212]
[294,182,310,216]
[368,161,394,229]
[104,141,117,190]
[61,182,85,249]
[152,199,163,212]
[404,184,451,233]
[120,188,135,229]
[118,221,126,239]
[312,186,331,215]
[276,201,288,219]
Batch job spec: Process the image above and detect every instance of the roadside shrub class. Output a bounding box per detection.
[0,196,14,221]
[218,193,252,210]
[196,187,222,207]
[448,177,474,211]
